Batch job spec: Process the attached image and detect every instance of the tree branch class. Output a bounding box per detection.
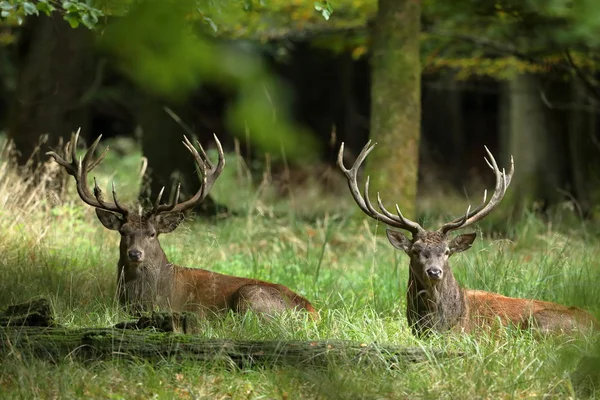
[564,50,600,102]
[429,30,600,104]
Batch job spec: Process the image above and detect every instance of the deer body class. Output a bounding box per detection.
[117,261,315,317]
[111,216,315,316]
[49,132,316,319]
[339,141,598,336]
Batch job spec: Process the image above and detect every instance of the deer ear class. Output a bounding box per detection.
[449,233,477,254]
[386,229,411,253]
[155,212,185,234]
[95,209,123,231]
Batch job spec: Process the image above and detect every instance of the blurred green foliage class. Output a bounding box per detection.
[424,0,600,78]
[2,0,599,156]
[99,0,318,161]
[0,0,103,28]
[2,0,600,80]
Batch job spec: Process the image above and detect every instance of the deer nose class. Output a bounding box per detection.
[426,268,443,280]
[128,250,142,261]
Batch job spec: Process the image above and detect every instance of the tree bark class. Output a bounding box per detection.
[366,0,421,219]
[505,74,564,215]
[8,14,94,166]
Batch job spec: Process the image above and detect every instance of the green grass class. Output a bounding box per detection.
[1,137,599,398]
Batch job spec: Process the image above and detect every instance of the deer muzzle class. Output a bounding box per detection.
[127,249,143,262]
[426,267,443,281]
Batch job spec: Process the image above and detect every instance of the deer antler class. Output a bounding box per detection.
[439,146,514,234]
[152,134,225,215]
[47,129,129,216]
[337,141,425,235]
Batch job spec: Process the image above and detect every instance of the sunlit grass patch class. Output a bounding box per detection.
[0,135,598,398]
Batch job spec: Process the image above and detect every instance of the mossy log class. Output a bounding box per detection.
[0,298,459,367]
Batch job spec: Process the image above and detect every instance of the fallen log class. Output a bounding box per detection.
[0,298,460,367]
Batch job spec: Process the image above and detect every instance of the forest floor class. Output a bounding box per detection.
[0,136,599,399]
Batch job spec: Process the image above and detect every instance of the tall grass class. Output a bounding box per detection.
[0,135,598,398]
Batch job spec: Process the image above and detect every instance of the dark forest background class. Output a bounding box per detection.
[2,0,600,221]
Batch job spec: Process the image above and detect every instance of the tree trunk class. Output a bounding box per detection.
[366,0,421,219]
[505,74,563,215]
[8,14,94,165]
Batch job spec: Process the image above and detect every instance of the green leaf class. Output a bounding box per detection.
[82,13,94,29]
[23,2,38,15]
[203,15,217,33]
[37,1,56,16]
[314,1,333,20]
[64,14,80,28]
[0,1,12,11]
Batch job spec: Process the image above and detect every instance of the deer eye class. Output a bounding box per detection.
[444,249,450,256]
[149,232,156,239]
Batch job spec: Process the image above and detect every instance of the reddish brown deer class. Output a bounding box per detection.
[338,141,598,336]
[48,132,316,318]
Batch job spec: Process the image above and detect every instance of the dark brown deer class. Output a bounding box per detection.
[48,132,316,318]
[338,141,598,336]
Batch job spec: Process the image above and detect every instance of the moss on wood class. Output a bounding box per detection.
[1,298,460,367]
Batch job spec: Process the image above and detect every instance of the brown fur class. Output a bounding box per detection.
[463,290,597,334]
[101,211,317,319]
[387,230,598,336]
[46,134,317,319]
[338,140,596,336]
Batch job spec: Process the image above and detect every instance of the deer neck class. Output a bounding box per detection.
[406,260,466,335]
[117,250,173,312]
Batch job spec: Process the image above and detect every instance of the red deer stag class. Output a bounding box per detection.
[338,141,598,336]
[48,132,316,318]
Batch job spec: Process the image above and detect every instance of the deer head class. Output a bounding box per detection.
[338,141,514,333]
[47,130,225,309]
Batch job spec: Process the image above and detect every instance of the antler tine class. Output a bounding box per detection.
[440,190,487,233]
[364,176,415,229]
[46,134,78,175]
[70,129,80,165]
[111,181,127,211]
[82,134,102,170]
[194,138,213,170]
[154,187,166,209]
[153,135,225,215]
[338,141,424,235]
[373,190,423,233]
[46,131,129,216]
[154,183,183,214]
[337,141,377,215]
[87,138,110,172]
[440,146,514,233]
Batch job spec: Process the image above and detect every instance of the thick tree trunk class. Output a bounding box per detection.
[505,74,564,215]
[8,15,94,165]
[366,0,421,219]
